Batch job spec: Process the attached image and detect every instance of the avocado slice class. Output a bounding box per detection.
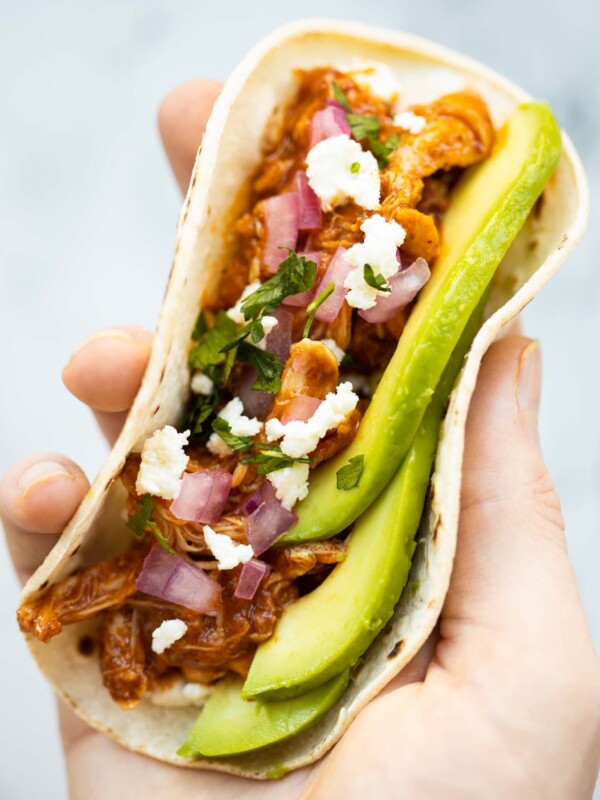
[177,670,348,758]
[242,300,482,701]
[280,102,561,545]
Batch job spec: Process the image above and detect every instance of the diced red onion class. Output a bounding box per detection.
[241,491,262,516]
[170,470,232,524]
[309,107,351,148]
[293,171,322,231]
[234,559,270,600]
[313,247,351,324]
[283,251,322,307]
[236,366,273,420]
[325,99,347,112]
[281,395,322,424]
[263,193,299,274]
[265,307,293,364]
[245,483,297,555]
[359,257,431,323]
[136,546,221,614]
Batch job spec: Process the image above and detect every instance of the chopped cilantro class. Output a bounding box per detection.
[127,495,176,554]
[237,342,283,394]
[147,521,176,555]
[303,282,335,338]
[332,81,351,110]
[211,417,254,451]
[188,311,237,371]
[240,251,317,321]
[336,454,364,490]
[183,382,219,436]
[242,444,311,476]
[350,161,360,174]
[329,83,401,167]
[363,264,391,293]
[191,310,209,341]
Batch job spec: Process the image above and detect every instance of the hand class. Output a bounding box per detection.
[2,81,599,800]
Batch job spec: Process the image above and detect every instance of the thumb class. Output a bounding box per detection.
[443,336,589,653]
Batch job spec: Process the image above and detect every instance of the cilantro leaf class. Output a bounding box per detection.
[346,112,381,142]
[127,495,176,554]
[240,251,317,321]
[188,311,238,371]
[336,455,364,490]
[303,282,335,338]
[183,383,219,436]
[211,417,254,452]
[147,521,176,555]
[127,494,154,537]
[332,82,351,110]
[363,264,391,293]
[241,445,311,476]
[369,132,402,168]
[237,343,283,394]
[191,310,208,341]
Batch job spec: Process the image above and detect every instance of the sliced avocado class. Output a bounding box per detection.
[177,670,348,758]
[281,102,561,545]
[243,302,481,701]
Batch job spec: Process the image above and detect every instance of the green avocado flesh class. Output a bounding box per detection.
[242,301,483,701]
[177,671,349,758]
[280,102,561,546]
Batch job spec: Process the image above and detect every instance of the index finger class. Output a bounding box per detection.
[158,79,222,194]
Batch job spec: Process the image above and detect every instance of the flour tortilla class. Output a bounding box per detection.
[19,19,588,779]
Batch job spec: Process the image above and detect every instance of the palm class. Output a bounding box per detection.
[2,81,597,800]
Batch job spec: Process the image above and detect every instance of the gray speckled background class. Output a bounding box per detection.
[0,2,598,798]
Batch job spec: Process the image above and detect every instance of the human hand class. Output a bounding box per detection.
[2,81,599,800]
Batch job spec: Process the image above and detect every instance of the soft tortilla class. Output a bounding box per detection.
[19,19,589,778]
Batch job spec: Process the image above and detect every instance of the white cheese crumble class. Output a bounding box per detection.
[306,135,380,212]
[343,59,400,102]
[203,525,254,569]
[267,462,310,511]
[135,426,190,500]
[321,338,345,364]
[148,679,212,708]
[393,110,426,134]
[344,214,407,310]
[256,315,278,350]
[226,281,261,325]
[151,619,188,655]
[207,397,262,457]
[190,372,214,395]
[265,382,359,459]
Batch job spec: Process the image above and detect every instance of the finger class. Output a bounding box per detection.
[441,336,592,657]
[0,453,89,584]
[62,326,153,445]
[158,79,222,194]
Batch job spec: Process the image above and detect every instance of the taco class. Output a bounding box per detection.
[16,19,588,779]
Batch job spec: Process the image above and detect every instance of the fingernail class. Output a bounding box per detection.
[17,461,76,500]
[516,340,541,421]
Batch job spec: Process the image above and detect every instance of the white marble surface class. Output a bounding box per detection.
[0,2,598,798]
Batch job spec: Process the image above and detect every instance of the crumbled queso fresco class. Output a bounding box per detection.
[265,382,359,459]
[203,524,254,569]
[267,461,311,510]
[321,338,345,364]
[226,281,261,324]
[306,135,380,211]
[344,214,407,310]
[135,426,190,500]
[149,679,212,708]
[393,110,427,134]
[190,372,214,395]
[343,59,400,103]
[207,398,262,457]
[257,315,278,350]
[151,619,188,655]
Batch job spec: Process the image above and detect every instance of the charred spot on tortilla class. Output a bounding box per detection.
[387,639,404,659]
[78,635,96,656]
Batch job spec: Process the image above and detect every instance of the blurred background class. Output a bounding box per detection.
[0,1,598,797]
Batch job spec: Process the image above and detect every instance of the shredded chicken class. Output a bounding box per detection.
[269,339,340,420]
[269,539,348,580]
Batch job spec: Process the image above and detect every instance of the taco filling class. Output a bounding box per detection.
[18,65,497,714]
